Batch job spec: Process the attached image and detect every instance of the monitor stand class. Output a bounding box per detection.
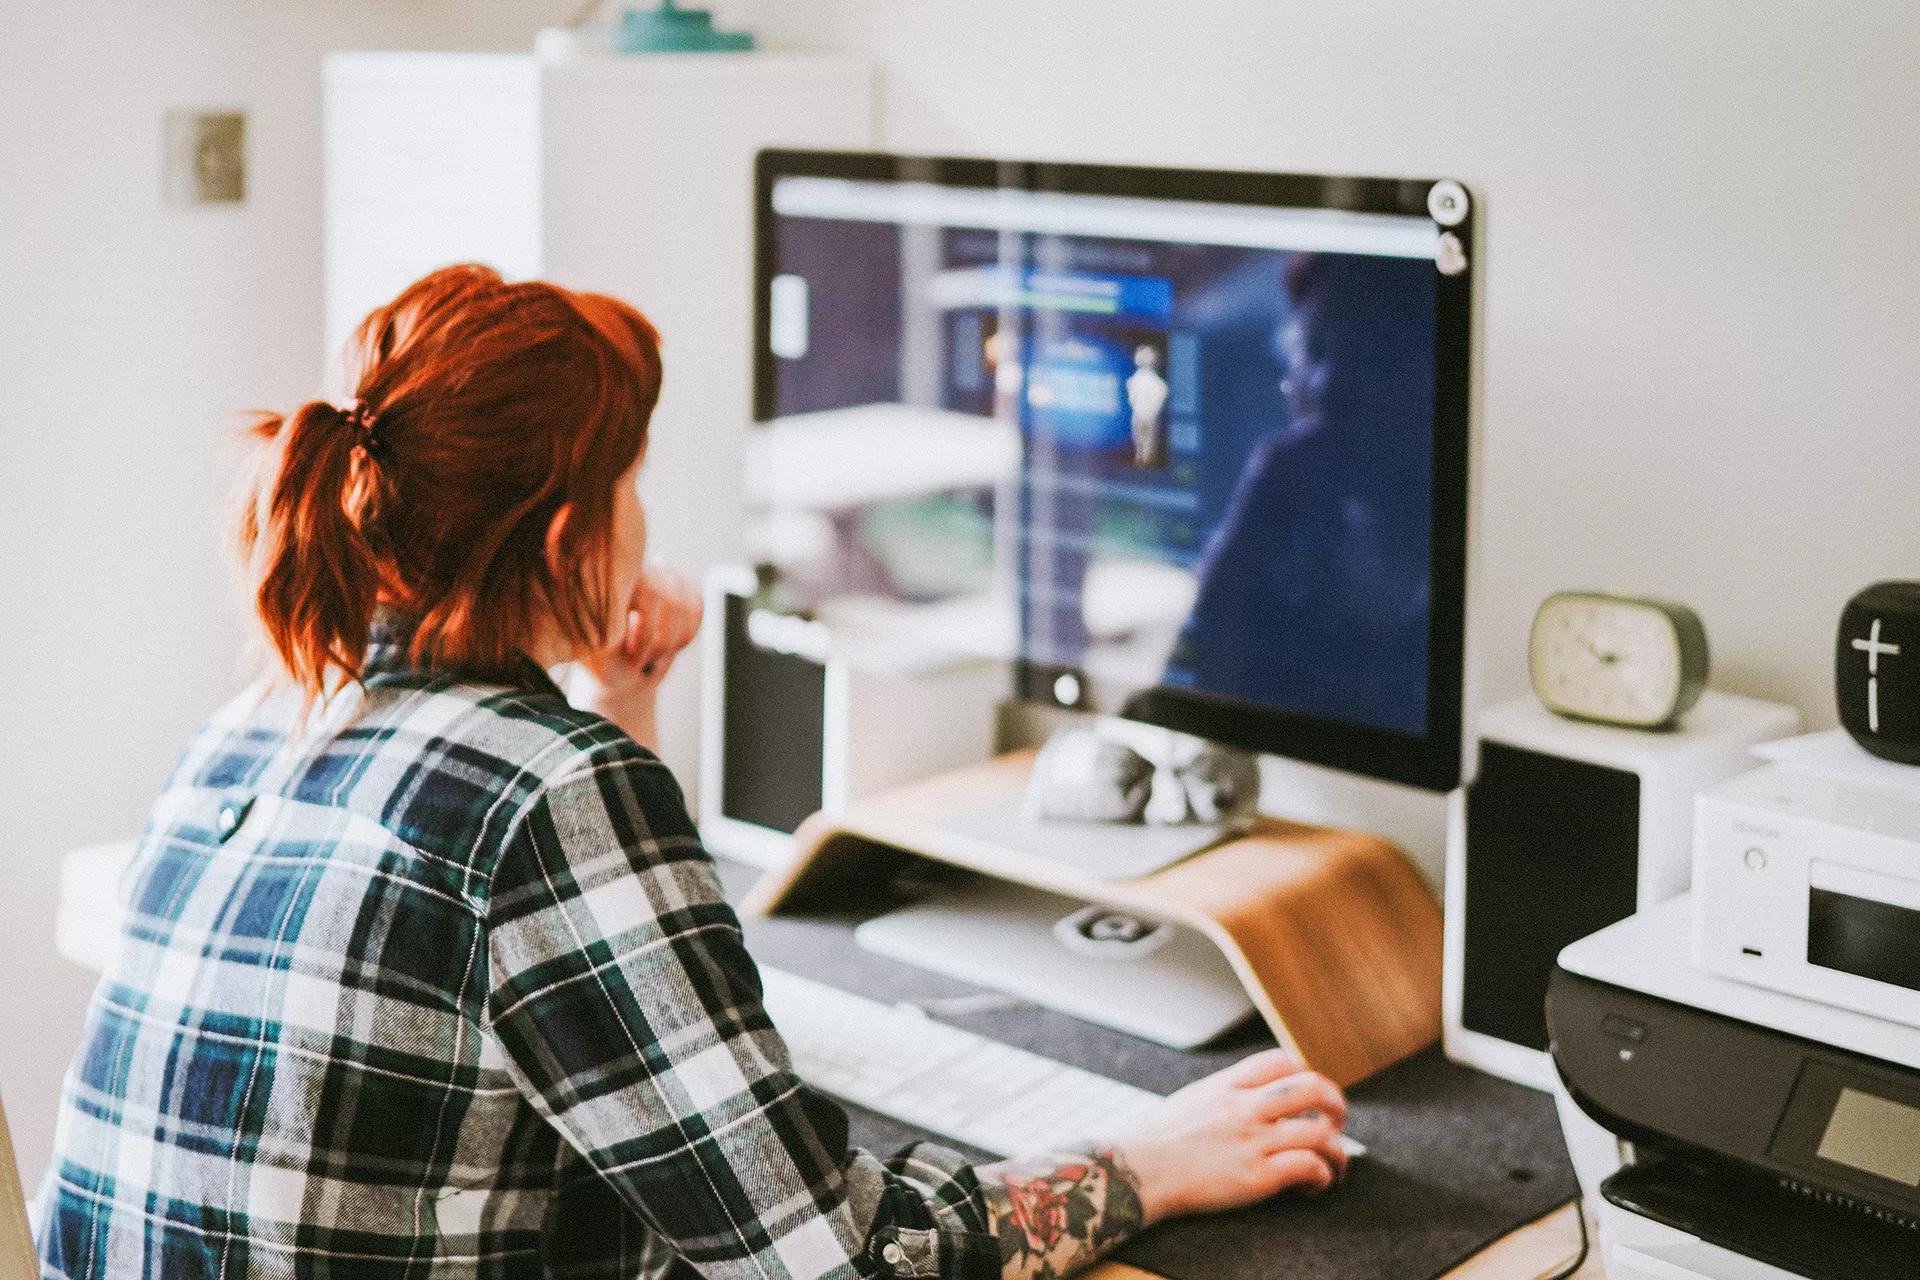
[929,795,1246,880]
[746,747,1447,1085]
[853,877,1256,1050]
[926,720,1259,880]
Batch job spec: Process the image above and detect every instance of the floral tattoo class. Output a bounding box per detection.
[980,1146,1146,1280]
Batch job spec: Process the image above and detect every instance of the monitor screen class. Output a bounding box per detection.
[752,153,1471,790]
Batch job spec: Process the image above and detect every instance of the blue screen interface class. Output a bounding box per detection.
[760,176,1441,738]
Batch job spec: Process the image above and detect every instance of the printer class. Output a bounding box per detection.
[1549,894,1920,1280]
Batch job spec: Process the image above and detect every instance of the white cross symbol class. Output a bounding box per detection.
[1852,617,1902,732]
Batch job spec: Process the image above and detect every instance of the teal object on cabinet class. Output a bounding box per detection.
[613,1,755,53]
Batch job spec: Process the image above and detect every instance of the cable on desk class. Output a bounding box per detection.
[1534,1199,1589,1280]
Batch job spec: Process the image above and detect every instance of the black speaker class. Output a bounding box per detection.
[1444,693,1798,1088]
[715,589,828,839]
[1837,582,1920,765]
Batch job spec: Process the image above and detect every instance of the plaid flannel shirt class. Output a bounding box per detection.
[39,628,1001,1279]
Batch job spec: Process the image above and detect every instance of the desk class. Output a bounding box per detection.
[1437,1205,1598,1279]
[730,851,1597,1280]
[57,840,1602,1278]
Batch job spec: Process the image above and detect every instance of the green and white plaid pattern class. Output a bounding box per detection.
[39,624,999,1279]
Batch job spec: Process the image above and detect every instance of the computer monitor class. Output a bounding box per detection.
[751,151,1473,793]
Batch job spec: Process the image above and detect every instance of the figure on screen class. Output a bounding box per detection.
[986,327,1025,408]
[1168,252,1435,735]
[1126,344,1170,467]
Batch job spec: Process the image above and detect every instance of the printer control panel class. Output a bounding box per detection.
[1549,966,1920,1235]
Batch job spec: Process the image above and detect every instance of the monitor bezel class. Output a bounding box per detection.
[753,148,1472,793]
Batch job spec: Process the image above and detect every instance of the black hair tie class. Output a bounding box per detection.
[342,398,388,460]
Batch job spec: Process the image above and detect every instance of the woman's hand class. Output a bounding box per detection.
[601,565,704,693]
[977,1051,1348,1280]
[1113,1049,1350,1224]
[573,566,703,751]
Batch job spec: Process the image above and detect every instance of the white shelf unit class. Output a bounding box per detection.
[323,50,875,798]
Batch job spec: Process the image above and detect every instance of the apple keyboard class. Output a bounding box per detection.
[758,966,1365,1161]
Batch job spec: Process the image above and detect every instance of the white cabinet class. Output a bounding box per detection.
[324,50,874,798]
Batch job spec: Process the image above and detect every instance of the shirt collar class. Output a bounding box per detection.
[362,608,565,698]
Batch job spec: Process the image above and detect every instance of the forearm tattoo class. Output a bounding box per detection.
[979,1146,1147,1280]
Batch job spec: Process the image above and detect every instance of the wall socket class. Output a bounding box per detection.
[164,110,246,206]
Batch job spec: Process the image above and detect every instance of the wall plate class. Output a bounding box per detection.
[164,110,246,206]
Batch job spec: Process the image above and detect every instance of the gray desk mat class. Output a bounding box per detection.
[719,860,1578,1280]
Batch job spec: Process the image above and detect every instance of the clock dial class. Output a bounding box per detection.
[1529,593,1706,728]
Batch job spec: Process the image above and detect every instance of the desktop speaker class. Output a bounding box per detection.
[1443,692,1798,1089]
[698,566,1005,868]
[1837,581,1920,764]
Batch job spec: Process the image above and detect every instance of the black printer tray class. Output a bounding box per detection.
[1603,1156,1920,1280]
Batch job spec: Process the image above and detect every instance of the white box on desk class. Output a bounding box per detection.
[323,49,876,809]
[699,567,1006,869]
[1444,691,1800,1090]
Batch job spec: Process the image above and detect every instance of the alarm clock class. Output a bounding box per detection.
[1836,581,1920,764]
[1529,590,1709,729]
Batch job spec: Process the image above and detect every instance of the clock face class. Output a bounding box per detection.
[1530,593,1700,728]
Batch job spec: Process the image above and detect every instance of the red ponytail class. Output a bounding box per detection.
[239,264,662,695]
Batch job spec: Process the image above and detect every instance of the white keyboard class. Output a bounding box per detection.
[759,966,1364,1161]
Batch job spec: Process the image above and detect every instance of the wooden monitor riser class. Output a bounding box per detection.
[744,749,1444,1090]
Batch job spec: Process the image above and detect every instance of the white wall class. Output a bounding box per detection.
[0,0,583,1194]
[745,0,1920,869]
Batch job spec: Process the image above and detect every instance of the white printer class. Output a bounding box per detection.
[1550,895,1920,1280]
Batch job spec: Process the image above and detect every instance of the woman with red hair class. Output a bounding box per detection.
[38,266,1348,1280]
